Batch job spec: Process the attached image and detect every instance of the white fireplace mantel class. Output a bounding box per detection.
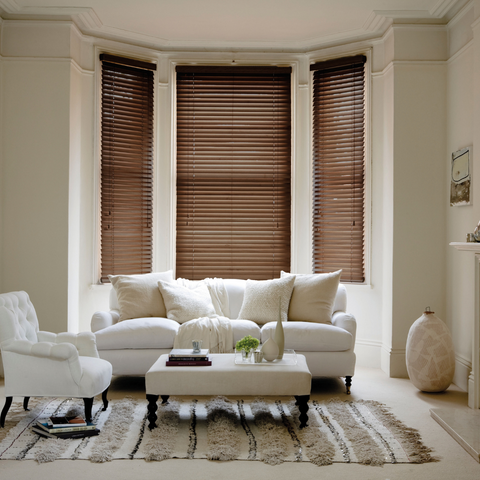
[450,242,480,254]
[449,242,480,410]
[431,243,480,463]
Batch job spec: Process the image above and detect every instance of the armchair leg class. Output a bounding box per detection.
[345,376,352,395]
[83,397,94,423]
[1,397,13,428]
[102,387,109,411]
[23,397,30,411]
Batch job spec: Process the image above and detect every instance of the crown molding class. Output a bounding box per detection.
[0,0,465,53]
[429,0,460,18]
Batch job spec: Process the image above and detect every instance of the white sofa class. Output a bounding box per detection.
[91,276,357,393]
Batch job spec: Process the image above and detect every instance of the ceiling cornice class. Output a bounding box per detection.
[0,0,466,54]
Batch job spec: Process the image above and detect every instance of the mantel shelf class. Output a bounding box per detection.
[450,242,480,253]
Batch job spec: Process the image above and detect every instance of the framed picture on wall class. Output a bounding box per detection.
[450,146,472,206]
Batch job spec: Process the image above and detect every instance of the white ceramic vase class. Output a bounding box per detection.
[274,301,285,360]
[406,307,455,392]
[261,337,279,362]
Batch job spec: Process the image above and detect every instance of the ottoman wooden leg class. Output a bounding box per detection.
[147,394,159,430]
[295,395,310,429]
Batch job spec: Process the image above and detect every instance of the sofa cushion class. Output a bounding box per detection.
[261,321,353,352]
[281,270,341,324]
[230,319,262,345]
[224,279,247,319]
[95,317,180,350]
[158,280,216,324]
[237,276,295,325]
[109,270,174,321]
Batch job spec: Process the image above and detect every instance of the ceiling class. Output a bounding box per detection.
[0,0,469,51]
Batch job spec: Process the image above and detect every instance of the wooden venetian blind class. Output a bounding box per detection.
[100,54,156,283]
[311,55,366,283]
[176,66,292,280]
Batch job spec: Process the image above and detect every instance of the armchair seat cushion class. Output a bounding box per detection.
[261,321,353,352]
[95,317,180,350]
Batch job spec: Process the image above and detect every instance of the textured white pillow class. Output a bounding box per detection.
[281,270,341,324]
[237,276,295,325]
[109,270,174,321]
[158,280,216,324]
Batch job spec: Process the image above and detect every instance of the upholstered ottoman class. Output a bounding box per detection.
[145,353,312,429]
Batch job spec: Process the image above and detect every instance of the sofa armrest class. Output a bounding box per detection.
[91,310,120,333]
[37,331,99,358]
[332,311,357,346]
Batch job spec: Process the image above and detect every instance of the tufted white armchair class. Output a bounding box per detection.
[0,291,112,427]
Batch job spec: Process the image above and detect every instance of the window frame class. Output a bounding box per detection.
[92,53,371,286]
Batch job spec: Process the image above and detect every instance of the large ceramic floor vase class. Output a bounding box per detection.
[406,307,455,392]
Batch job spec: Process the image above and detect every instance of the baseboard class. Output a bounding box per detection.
[355,339,382,368]
[380,345,408,378]
[453,353,471,392]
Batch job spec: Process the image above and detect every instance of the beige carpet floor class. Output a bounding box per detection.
[0,366,479,480]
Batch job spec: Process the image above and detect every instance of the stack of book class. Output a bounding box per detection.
[31,415,100,439]
[166,348,211,366]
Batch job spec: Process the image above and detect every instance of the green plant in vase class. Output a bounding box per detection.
[235,335,260,354]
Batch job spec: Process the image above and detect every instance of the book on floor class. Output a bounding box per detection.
[31,426,100,440]
[36,420,96,433]
[47,415,87,428]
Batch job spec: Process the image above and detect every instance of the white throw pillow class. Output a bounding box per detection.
[281,270,341,324]
[158,280,216,324]
[109,270,174,321]
[237,276,295,325]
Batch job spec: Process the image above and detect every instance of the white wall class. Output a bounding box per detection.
[1,14,472,386]
[445,2,480,392]
[392,62,447,376]
[1,53,72,333]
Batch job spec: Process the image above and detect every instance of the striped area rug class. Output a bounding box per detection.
[0,396,438,465]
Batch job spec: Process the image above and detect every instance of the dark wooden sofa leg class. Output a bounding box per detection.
[23,397,30,411]
[0,397,13,428]
[83,397,94,423]
[345,376,352,395]
[102,387,109,411]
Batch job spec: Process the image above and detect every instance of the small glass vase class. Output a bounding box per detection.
[241,349,254,363]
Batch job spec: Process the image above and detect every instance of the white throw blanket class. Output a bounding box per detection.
[173,278,234,353]
[173,315,233,353]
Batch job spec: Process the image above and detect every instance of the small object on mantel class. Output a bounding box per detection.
[473,220,480,242]
[466,233,476,243]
